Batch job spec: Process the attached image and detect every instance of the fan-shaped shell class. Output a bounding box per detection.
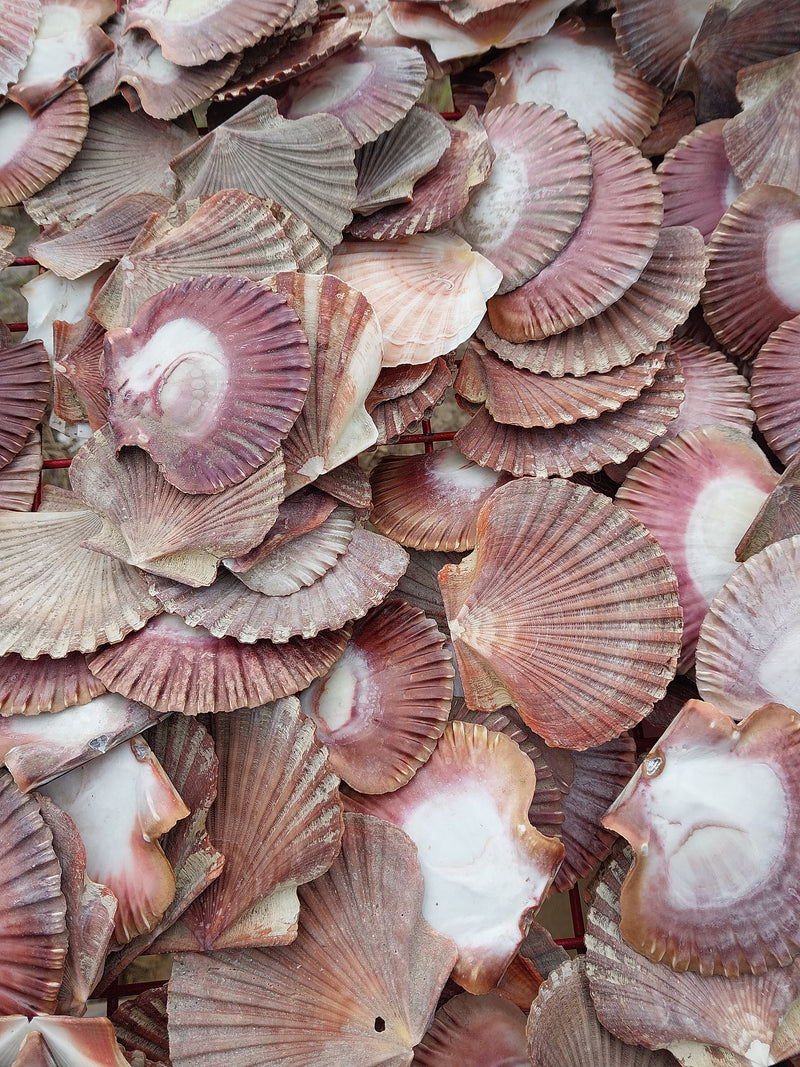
[111,984,169,1065]
[179,698,342,949]
[0,338,49,472]
[329,231,502,366]
[87,612,351,715]
[167,813,458,1066]
[0,428,42,512]
[0,504,161,659]
[750,313,800,461]
[0,770,68,1016]
[450,103,592,294]
[611,0,707,94]
[487,135,664,341]
[658,120,742,241]
[265,272,382,489]
[150,528,409,644]
[413,991,529,1066]
[169,95,356,253]
[0,650,105,717]
[300,598,453,793]
[0,0,40,95]
[478,226,707,377]
[104,275,310,494]
[696,535,800,720]
[439,477,681,749]
[355,105,451,214]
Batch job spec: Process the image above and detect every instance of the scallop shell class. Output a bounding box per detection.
[485,18,663,145]
[29,192,171,280]
[605,699,800,976]
[312,459,372,509]
[169,95,356,253]
[124,0,290,65]
[99,715,223,988]
[414,991,529,1066]
[167,812,458,1066]
[369,446,510,551]
[657,121,741,242]
[355,105,451,214]
[438,477,681,749]
[551,734,636,893]
[6,0,114,117]
[527,957,677,1067]
[178,698,342,949]
[735,452,800,562]
[111,984,169,1065]
[328,230,502,367]
[40,734,189,944]
[0,649,105,717]
[279,43,427,148]
[300,598,453,793]
[25,100,195,227]
[616,426,779,671]
[104,275,310,494]
[395,548,464,635]
[696,535,800,720]
[750,313,800,461]
[91,191,301,330]
[639,92,696,159]
[611,0,707,94]
[346,721,565,993]
[0,0,40,95]
[0,86,89,208]
[454,348,684,478]
[0,1017,133,1066]
[265,272,382,490]
[702,184,800,359]
[724,54,800,196]
[233,506,356,596]
[456,341,666,428]
[586,846,800,1065]
[53,317,108,431]
[450,103,592,295]
[0,339,49,472]
[0,691,162,793]
[347,107,494,240]
[150,528,409,644]
[371,357,454,444]
[0,505,161,659]
[0,770,68,1016]
[0,429,41,518]
[70,427,285,587]
[37,795,117,1017]
[478,226,707,376]
[226,484,338,573]
[487,135,664,341]
[87,612,351,715]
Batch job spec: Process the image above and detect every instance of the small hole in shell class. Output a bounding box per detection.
[374,1017,386,1032]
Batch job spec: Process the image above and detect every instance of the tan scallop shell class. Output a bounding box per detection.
[25,100,195,226]
[87,611,351,715]
[478,226,707,376]
[150,528,409,644]
[439,478,681,749]
[0,504,161,659]
[265,272,383,490]
[0,771,68,1016]
[178,698,343,949]
[329,230,502,366]
[167,813,458,1066]
[169,95,356,253]
[70,427,286,587]
[300,599,453,793]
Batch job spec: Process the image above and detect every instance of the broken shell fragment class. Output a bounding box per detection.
[104,274,310,494]
[439,477,681,748]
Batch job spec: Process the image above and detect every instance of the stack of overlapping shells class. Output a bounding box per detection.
[1,0,800,1062]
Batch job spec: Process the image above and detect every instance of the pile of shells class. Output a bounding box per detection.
[1,0,800,1063]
